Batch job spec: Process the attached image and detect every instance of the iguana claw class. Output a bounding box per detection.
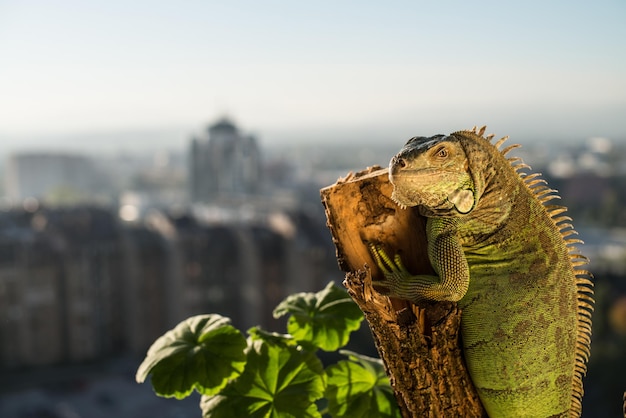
[368,244,412,296]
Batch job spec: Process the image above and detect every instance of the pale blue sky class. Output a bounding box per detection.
[0,0,625,149]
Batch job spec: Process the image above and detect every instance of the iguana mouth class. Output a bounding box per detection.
[389,167,464,185]
[390,166,457,177]
[389,168,469,212]
[390,186,452,211]
[389,195,408,210]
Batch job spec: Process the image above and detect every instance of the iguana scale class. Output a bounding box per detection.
[370,126,593,417]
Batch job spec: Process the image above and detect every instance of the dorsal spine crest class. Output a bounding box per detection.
[464,126,594,417]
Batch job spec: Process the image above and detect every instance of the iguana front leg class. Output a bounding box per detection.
[369,217,469,303]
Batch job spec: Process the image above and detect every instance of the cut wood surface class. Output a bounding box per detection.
[321,166,486,418]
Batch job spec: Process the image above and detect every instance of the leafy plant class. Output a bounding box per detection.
[325,351,399,418]
[136,314,247,399]
[137,281,400,418]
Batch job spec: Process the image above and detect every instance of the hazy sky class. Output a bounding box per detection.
[1,0,625,150]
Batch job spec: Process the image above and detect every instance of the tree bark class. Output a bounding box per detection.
[320,167,486,418]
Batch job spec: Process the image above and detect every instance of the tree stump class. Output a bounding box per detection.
[320,166,486,418]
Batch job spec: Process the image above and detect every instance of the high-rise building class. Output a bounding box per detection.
[189,118,261,203]
[5,153,99,203]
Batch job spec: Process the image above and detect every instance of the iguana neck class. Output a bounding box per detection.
[458,141,521,239]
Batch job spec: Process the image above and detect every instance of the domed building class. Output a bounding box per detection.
[189,118,261,203]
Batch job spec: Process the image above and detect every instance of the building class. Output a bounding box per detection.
[189,118,262,203]
[0,208,126,367]
[4,153,101,204]
[0,203,341,370]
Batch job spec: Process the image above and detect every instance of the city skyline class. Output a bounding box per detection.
[1,1,625,153]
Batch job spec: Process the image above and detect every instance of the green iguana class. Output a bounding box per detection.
[370,126,593,417]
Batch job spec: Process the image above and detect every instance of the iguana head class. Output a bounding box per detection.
[389,134,476,216]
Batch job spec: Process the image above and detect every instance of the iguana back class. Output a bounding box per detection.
[453,128,593,417]
[372,127,593,417]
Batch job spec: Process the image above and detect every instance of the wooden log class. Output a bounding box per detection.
[320,166,486,418]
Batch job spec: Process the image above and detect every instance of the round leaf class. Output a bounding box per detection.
[136,314,247,399]
[248,326,297,347]
[325,352,400,418]
[273,281,363,351]
[201,339,326,417]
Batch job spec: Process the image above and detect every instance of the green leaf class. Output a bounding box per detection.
[325,350,400,418]
[273,281,363,351]
[136,314,247,399]
[248,326,297,347]
[201,338,326,417]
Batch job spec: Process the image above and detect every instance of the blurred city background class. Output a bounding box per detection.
[1,1,625,417]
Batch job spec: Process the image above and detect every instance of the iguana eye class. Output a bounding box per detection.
[435,147,448,159]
